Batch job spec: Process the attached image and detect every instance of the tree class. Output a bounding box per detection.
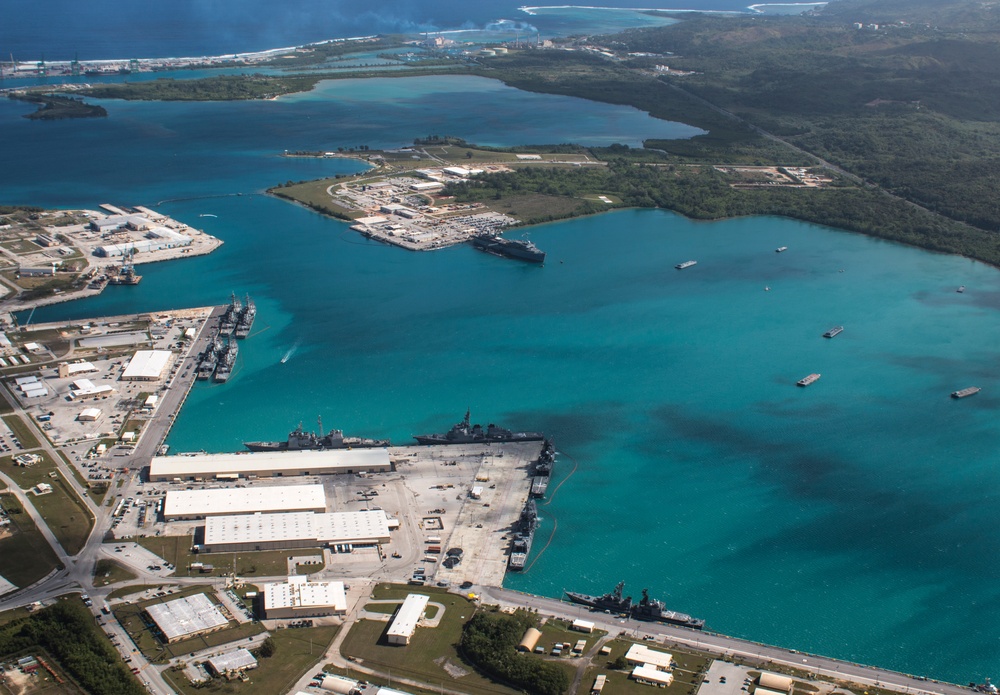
[257,636,276,658]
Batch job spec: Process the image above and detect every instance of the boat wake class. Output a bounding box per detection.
[199,213,218,218]
[280,340,301,364]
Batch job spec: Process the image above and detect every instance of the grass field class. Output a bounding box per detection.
[136,535,312,577]
[0,452,96,555]
[0,239,43,254]
[162,625,337,695]
[2,414,40,449]
[114,587,266,664]
[0,492,62,587]
[29,473,94,554]
[340,584,520,695]
[93,558,138,587]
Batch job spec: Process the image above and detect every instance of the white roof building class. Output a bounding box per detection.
[262,575,347,619]
[625,644,673,670]
[387,594,429,645]
[78,408,102,421]
[164,484,327,520]
[58,361,98,378]
[145,593,228,643]
[203,509,391,552]
[758,674,794,692]
[206,649,257,676]
[68,379,114,400]
[631,664,674,686]
[149,448,391,482]
[121,350,172,381]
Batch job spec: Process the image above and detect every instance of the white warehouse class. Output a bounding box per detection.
[163,484,327,521]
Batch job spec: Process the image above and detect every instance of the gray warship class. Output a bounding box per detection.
[413,410,544,445]
[245,417,390,452]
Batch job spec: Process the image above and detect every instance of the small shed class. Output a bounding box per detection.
[572,618,595,633]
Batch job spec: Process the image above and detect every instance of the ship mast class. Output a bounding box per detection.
[317,415,323,438]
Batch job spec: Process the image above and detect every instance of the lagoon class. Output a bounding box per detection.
[4,64,1000,685]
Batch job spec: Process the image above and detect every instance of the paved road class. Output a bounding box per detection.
[482,587,972,695]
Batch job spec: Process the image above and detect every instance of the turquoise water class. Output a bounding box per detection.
[5,72,1000,683]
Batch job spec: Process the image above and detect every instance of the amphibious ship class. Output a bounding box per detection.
[565,582,705,629]
[245,417,390,452]
[471,234,546,264]
[413,410,544,445]
[508,499,539,571]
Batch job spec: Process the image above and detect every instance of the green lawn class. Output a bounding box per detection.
[93,558,138,587]
[136,535,311,577]
[2,414,41,449]
[340,584,520,695]
[536,617,606,656]
[29,473,94,554]
[0,492,62,587]
[162,625,338,695]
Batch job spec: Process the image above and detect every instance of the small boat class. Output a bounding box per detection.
[797,373,821,387]
[951,387,980,399]
[823,326,844,338]
[764,286,770,291]
[675,260,697,270]
[775,246,788,253]
[957,286,965,293]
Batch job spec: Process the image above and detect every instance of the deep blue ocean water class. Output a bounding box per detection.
[2,0,820,61]
[1,1,997,686]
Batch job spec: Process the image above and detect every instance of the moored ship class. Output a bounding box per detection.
[565,580,632,615]
[471,234,546,263]
[413,410,544,445]
[235,294,255,339]
[508,499,538,571]
[218,293,242,337]
[951,386,981,399]
[631,588,705,629]
[797,373,821,387]
[244,417,390,451]
[823,326,844,338]
[213,339,238,382]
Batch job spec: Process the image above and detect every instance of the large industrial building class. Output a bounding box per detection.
[387,594,429,646]
[261,575,347,619]
[121,350,172,381]
[149,448,392,482]
[202,509,391,552]
[144,593,229,643]
[163,484,327,521]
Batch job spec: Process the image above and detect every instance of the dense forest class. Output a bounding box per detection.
[81,74,321,101]
[459,610,569,695]
[445,161,1000,263]
[0,600,144,695]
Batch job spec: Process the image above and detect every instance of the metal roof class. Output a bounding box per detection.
[164,484,326,518]
[145,593,228,642]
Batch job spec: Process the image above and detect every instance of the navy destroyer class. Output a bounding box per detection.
[631,588,705,629]
[218,293,241,337]
[508,499,539,571]
[235,294,255,339]
[565,582,705,629]
[564,581,632,615]
[413,410,543,445]
[213,338,238,382]
[244,417,390,451]
[471,234,545,264]
[195,336,221,381]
